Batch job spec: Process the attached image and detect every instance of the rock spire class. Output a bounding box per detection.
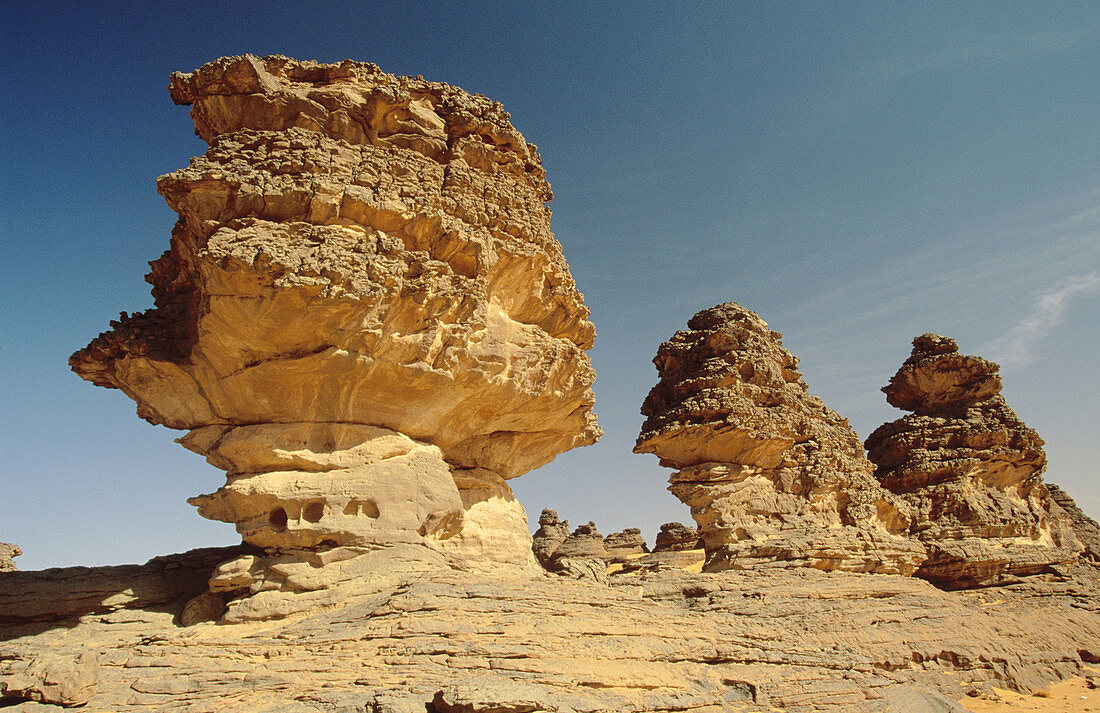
[635,302,923,573]
[866,334,1080,588]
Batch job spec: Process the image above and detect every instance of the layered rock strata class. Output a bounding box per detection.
[544,522,611,582]
[866,334,1081,588]
[635,303,924,574]
[603,528,649,562]
[69,55,599,616]
[653,522,702,552]
[1048,485,1100,563]
[3,555,1099,712]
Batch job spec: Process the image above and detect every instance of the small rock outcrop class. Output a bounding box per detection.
[653,522,702,552]
[545,522,611,582]
[865,334,1080,588]
[603,528,649,562]
[68,55,599,619]
[635,303,924,574]
[1048,485,1100,563]
[0,543,20,572]
[531,508,570,567]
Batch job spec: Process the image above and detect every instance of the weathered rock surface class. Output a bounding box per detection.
[0,650,98,708]
[603,528,649,563]
[635,303,923,574]
[1049,485,1100,563]
[0,544,20,572]
[531,508,570,567]
[68,54,598,612]
[652,522,702,552]
[2,556,1098,712]
[544,523,611,582]
[866,334,1080,588]
[0,546,253,624]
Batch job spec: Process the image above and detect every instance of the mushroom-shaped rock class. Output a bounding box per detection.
[866,335,1080,588]
[635,302,924,574]
[69,55,600,618]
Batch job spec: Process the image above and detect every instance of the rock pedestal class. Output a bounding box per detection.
[70,55,600,619]
[866,334,1080,588]
[635,303,923,574]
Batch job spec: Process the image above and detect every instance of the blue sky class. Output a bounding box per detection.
[2,2,1098,569]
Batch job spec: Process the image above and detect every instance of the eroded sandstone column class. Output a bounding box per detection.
[865,334,1079,588]
[70,55,600,619]
[635,303,924,573]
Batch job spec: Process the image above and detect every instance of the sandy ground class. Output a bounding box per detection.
[960,667,1100,712]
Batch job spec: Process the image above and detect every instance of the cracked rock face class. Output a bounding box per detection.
[635,303,923,574]
[866,334,1080,588]
[69,55,600,602]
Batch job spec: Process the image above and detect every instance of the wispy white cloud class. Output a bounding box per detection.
[986,272,1100,366]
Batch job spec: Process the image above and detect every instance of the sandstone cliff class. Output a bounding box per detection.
[635,303,923,574]
[866,334,1081,588]
[68,55,600,619]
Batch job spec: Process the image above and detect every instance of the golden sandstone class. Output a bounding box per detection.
[1,56,1097,712]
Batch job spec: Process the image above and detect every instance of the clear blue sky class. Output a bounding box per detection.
[2,2,1098,569]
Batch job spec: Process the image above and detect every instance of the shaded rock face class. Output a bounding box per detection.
[653,522,701,552]
[603,528,649,562]
[531,508,570,567]
[866,334,1080,588]
[1048,486,1100,563]
[69,55,600,614]
[0,543,20,572]
[635,303,924,574]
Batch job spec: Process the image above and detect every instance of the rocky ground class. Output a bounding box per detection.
[2,549,1098,712]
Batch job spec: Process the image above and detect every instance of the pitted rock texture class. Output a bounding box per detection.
[0,543,20,572]
[866,334,1080,588]
[635,302,922,574]
[68,55,598,594]
[3,557,1098,712]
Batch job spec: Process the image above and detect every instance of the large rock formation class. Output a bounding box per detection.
[866,334,1080,588]
[68,55,599,618]
[635,303,924,574]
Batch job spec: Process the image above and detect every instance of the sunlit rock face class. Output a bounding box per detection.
[866,334,1080,588]
[635,303,924,574]
[70,55,600,604]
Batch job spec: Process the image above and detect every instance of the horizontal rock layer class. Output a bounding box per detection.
[3,557,1098,712]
